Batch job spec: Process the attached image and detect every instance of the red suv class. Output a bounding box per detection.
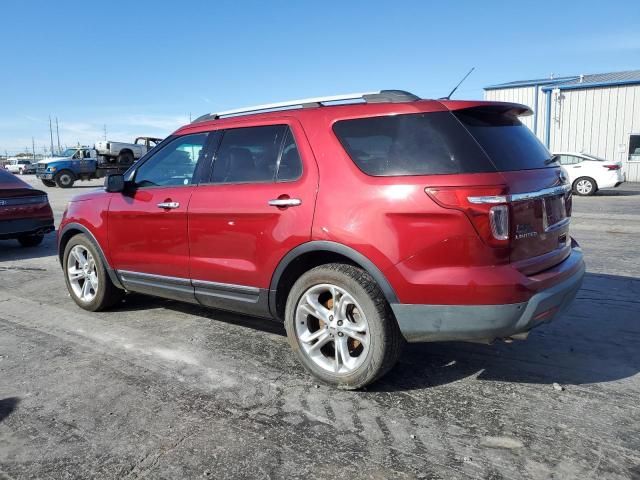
[58,90,585,389]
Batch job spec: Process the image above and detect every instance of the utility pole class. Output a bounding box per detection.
[32,137,35,161]
[49,116,55,157]
[56,117,61,154]
[103,124,107,141]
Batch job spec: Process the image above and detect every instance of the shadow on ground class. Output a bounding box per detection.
[0,398,20,423]
[0,232,57,263]
[108,271,639,392]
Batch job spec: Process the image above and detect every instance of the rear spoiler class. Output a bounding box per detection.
[439,100,533,117]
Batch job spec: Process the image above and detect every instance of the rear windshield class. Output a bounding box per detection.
[453,108,553,171]
[333,109,554,176]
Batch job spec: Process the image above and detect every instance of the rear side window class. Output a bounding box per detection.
[333,112,495,176]
[453,109,553,171]
[212,125,301,183]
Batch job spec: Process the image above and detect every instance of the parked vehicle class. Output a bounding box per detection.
[5,158,34,175]
[58,90,585,389]
[554,152,625,196]
[0,168,54,246]
[36,147,138,188]
[95,137,162,165]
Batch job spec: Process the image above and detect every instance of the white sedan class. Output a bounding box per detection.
[554,152,625,196]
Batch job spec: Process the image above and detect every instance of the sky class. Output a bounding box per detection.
[0,0,638,154]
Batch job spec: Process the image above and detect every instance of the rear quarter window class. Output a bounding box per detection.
[453,108,553,171]
[333,112,495,176]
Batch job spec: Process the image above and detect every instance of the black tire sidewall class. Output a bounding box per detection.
[55,171,75,188]
[284,264,395,389]
[63,234,113,311]
[18,234,44,247]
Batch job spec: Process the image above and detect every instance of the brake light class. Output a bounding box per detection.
[603,164,621,170]
[425,186,510,247]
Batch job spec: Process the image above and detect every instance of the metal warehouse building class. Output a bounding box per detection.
[484,70,640,182]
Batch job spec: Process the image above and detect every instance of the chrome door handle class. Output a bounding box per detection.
[157,201,180,209]
[268,198,302,207]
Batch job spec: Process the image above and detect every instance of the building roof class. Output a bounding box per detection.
[484,69,640,91]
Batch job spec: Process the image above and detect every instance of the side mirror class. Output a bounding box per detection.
[104,174,125,193]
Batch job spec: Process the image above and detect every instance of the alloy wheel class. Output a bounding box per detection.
[295,283,370,374]
[67,245,99,302]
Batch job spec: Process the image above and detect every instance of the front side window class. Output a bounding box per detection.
[134,133,208,188]
[212,125,293,183]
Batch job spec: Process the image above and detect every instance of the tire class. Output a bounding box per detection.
[284,263,403,389]
[63,234,124,311]
[18,168,24,175]
[117,151,134,166]
[573,177,597,196]
[55,170,75,188]
[41,179,56,187]
[17,234,44,247]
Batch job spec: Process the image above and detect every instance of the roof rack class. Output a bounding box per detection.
[192,90,420,123]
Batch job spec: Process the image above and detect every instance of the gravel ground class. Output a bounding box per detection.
[1,176,639,480]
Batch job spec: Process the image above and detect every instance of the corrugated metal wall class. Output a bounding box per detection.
[484,84,640,182]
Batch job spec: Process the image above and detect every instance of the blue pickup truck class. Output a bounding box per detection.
[36,147,134,188]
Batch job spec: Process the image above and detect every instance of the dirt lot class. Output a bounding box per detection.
[1,177,639,480]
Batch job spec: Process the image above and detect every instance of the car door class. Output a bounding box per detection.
[108,132,213,299]
[188,121,318,316]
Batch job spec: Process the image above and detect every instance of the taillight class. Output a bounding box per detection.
[603,164,621,170]
[425,186,510,247]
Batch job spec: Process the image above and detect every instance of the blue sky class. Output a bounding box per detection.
[1,0,638,154]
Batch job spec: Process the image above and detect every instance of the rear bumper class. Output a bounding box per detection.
[391,246,585,343]
[0,218,55,240]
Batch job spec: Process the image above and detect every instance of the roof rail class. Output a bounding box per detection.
[192,90,420,123]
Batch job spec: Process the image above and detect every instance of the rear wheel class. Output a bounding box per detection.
[117,151,134,166]
[18,234,44,247]
[41,179,56,187]
[574,177,597,196]
[55,170,75,188]
[284,263,403,389]
[63,234,124,311]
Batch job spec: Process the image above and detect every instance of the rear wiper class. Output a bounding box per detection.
[544,155,559,165]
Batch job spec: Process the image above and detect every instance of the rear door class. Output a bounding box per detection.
[108,132,212,293]
[188,121,318,316]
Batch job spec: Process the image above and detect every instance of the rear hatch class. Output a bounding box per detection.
[450,105,572,271]
[0,170,51,221]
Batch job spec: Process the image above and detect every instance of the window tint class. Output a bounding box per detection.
[453,109,554,171]
[134,133,208,188]
[212,125,287,183]
[276,129,302,181]
[559,155,582,165]
[333,112,495,176]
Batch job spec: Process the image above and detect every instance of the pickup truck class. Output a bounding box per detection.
[36,147,137,188]
[94,137,162,165]
[5,159,34,175]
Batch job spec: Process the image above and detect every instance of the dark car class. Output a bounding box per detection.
[0,169,55,246]
[58,90,584,389]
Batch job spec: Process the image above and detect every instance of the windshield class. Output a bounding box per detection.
[59,148,78,157]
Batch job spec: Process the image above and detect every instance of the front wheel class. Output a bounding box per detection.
[285,263,403,389]
[63,234,124,311]
[574,177,597,196]
[55,170,75,188]
[41,179,56,187]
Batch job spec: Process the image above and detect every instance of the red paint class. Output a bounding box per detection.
[59,97,583,309]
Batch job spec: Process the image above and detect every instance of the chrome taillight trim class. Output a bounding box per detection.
[468,184,570,204]
[0,195,48,207]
